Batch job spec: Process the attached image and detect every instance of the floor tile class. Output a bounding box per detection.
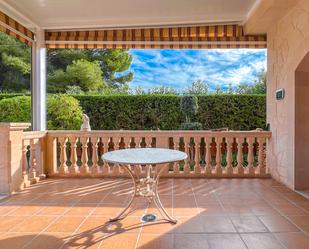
[37,204,69,215]
[46,216,85,233]
[231,216,268,233]
[0,216,27,232]
[174,233,210,249]
[7,205,43,216]
[275,232,309,249]
[222,204,255,216]
[258,215,300,232]
[286,215,309,232]
[137,234,173,249]
[0,233,37,249]
[241,233,285,249]
[98,233,138,249]
[141,220,176,234]
[23,232,70,249]
[0,178,307,249]
[11,216,56,232]
[66,203,96,216]
[174,216,236,233]
[206,234,247,249]
[198,204,225,216]
[273,203,307,215]
[174,234,247,249]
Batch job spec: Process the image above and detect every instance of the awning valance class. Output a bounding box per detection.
[45,24,266,49]
[0,11,34,46]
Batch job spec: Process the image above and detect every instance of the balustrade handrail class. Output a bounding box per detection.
[47,130,271,137]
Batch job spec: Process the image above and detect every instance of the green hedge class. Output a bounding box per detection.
[74,94,266,130]
[0,94,266,130]
[74,95,182,130]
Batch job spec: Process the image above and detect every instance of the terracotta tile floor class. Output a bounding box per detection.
[0,178,308,249]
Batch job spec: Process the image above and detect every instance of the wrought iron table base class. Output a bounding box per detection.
[109,164,177,224]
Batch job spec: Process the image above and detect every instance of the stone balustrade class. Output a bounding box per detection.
[42,130,271,178]
[0,127,272,194]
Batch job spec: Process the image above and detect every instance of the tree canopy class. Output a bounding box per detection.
[0,33,31,92]
[47,49,133,92]
[0,32,134,93]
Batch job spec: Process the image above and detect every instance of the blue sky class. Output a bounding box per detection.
[122,49,267,92]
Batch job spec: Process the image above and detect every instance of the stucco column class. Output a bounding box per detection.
[0,123,30,195]
[31,29,46,131]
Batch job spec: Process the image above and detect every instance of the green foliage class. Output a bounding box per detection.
[179,122,203,130]
[0,33,31,92]
[65,85,84,95]
[48,59,105,92]
[47,95,83,130]
[180,95,199,122]
[184,80,208,94]
[196,94,266,130]
[74,94,182,130]
[0,94,83,130]
[236,70,266,94]
[0,96,31,122]
[74,94,265,130]
[47,49,133,90]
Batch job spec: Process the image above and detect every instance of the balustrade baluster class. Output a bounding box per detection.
[69,137,78,174]
[101,138,109,175]
[247,137,255,176]
[29,139,38,182]
[173,136,180,174]
[183,137,190,175]
[91,137,99,175]
[22,141,30,187]
[80,137,89,174]
[236,137,244,176]
[226,137,233,176]
[215,137,222,175]
[59,137,68,174]
[257,137,266,175]
[194,137,201,175]
[205,137,212,175]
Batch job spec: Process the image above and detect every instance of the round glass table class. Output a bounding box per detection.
[102,148,187,224]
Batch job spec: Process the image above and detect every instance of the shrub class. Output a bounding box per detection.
[180,95,198,122]
[0,96,31,122]
[47,94,83,130]
[179,122,203,130]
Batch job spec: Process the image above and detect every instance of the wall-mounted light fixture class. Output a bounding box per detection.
[276,88,285,100]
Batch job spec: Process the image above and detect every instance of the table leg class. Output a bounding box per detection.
[109,165,137,222]
[153,165,177,224]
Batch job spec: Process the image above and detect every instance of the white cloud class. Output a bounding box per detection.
[126,49,267,91]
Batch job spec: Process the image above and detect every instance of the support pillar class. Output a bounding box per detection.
[31,29,46,131]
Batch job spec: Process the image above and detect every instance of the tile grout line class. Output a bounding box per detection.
[189,178,200,215]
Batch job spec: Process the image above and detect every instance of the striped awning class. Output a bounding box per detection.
[45,24,266,49]
[0,11,34,46]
